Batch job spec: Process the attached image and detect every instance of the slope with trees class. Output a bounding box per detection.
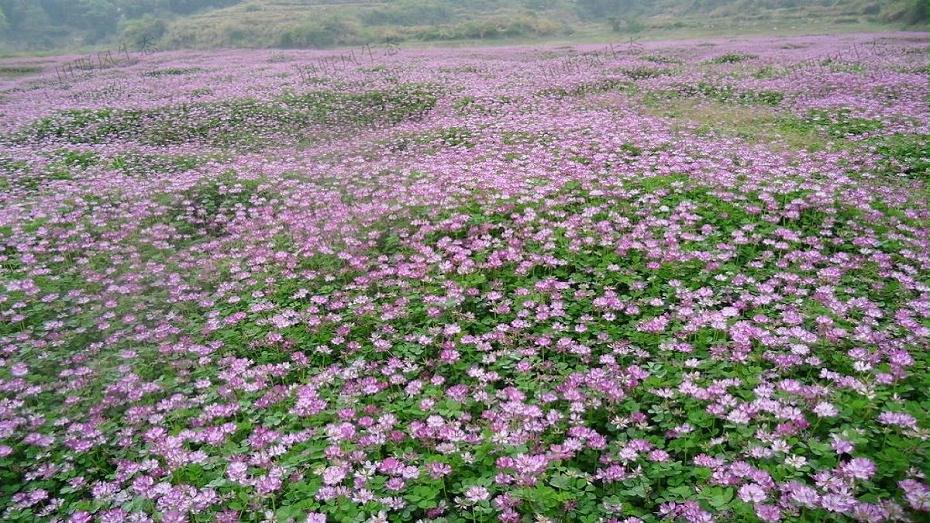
[0,0,926,52]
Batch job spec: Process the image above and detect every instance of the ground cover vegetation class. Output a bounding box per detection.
[0,31,927,522]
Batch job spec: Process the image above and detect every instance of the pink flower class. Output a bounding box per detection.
[428,462,452,479]
[899,479,930,511]
[254,474,282,495]
[648,449,670,462]
[67,512,93,523]
[322,465,347,485]
[637,315,669,334]
[821,492,856,513]
[512,454,549,475]
[738,483,767,503]
[812,402,838,417]
[440,349,460,363]
[226,461,249,485]
[755,503,782,522]
[464,485,490,503]
[386,477,405,491]
[840,458,875,481]
[831,438,854,454]
[877,411,917,429]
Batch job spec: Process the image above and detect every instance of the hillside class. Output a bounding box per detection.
[0,0,927,53]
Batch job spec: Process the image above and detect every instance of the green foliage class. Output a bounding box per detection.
[576,0,640,20]
[0,0,917,51]
[622,66,676,80]
[414,14,565,41]
[51,149,100,168]
[141,66,203,77]
[0,1,56,47]
[280,83,438,126]
[535,77,633,98]
[361,1,455,26]
[0,65,42,77]
[108,151,213,176]
[752,65,780,79]
[276,17,358,48]
[799,108,884,138]
[641,54,684,64]
[895,64,929,74]
[159,172,273,242]
[649,82,784,106]
[904,0,930,24]
[390,127,476,151]
[706,53,758,64]
[609,16,646,33]
[78,0,118,40]
[869,133,929,177]
[0,0,243,49]
[119,14,167,44]
[21,84,440,148]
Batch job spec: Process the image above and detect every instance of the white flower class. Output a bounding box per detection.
[813,402,839,417]
[785,454,808,469]
[770,439,790,453]
[853,361,872,372]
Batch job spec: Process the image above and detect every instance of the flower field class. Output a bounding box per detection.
[0,32,927,523]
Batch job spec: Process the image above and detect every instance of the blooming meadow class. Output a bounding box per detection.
[0,32,928,523]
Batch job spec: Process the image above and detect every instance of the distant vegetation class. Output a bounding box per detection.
[0,0,927,52]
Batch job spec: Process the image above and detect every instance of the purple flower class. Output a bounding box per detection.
[322,465,347,485]
[877,411,917,429]
[738,483,767,503]
[648,449,670,462]
[755,503,782,522]
[428,462,452,479]
[464,485,490,503]
[840,458,876,481]
[899,479,930,511]
[821,492,856,513]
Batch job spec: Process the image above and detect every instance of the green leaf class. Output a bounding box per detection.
[549,474,571,489]
[706,487,733,509]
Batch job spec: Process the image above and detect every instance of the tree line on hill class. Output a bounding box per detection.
[0,0,239,46]
[0,0,926,52]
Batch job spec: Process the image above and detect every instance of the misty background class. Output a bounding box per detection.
[0,0,927,53]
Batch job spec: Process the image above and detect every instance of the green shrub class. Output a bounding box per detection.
[361,1,454,26]
[707,53,758,64]
[906,0,930,24]
[870,133,929,177]
[141,67,203,77]
[277,17,358,49]
[0,65,42,77]
[609,16,645,33]
[119,14,166,45]
[22,84,440,148]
